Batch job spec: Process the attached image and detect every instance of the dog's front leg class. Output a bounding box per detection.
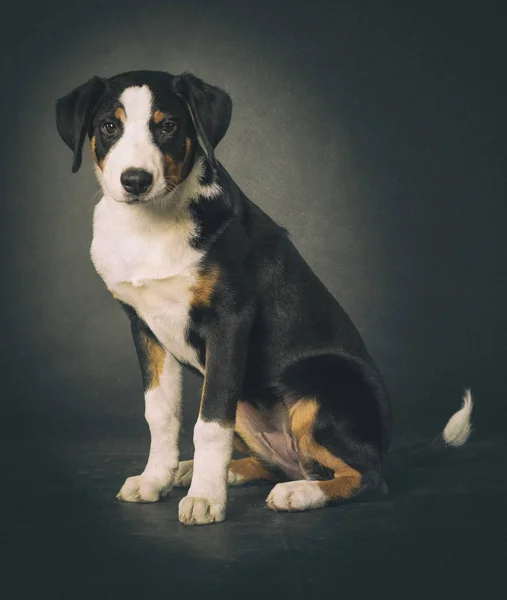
[179,308,252,525]
[117,307,181,503]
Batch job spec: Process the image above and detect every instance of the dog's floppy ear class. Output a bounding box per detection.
[56,76,105,173]
[174,72,232,167]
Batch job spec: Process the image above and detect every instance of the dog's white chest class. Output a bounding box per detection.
[90,197,204,370]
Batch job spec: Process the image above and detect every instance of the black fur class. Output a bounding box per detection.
[56,76,105,172]
[174,72,233,166]
[186,166,391,483]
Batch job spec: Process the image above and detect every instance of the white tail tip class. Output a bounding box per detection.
[442,389,474,447]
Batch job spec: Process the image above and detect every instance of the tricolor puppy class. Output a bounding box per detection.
[55,70,473,525]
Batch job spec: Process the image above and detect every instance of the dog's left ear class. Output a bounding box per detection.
[56,76,105,173]
[174,72,232,167]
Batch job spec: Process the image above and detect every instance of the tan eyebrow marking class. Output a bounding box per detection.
[153,110,165,123]
[114,107,126,123]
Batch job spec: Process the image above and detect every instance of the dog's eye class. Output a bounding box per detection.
[102,121,118,135]
[161,121,177,134]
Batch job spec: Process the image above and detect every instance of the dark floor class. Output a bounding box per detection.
[3,417,505,599]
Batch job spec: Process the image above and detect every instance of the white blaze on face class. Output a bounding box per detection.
[101,85,166,202]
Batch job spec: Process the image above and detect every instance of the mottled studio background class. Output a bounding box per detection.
[1,1,506,597]
[2,0,505,440]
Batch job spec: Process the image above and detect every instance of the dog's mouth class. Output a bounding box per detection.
[122,195,149,205]
[115,188,161,205]
[122,184,184,205]
[109,195,147,205]
[115,190,169,206]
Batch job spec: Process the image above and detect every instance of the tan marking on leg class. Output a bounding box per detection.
[191,266,220,309]
[289,398,320,447]
[142,332,166,390]
[229,458,277,484]
[233,432,251,454]
[315,472,361,500]
[234,417,259,454]
[235,402,265,456]
[289,398,362,501]
[114,107,126,123]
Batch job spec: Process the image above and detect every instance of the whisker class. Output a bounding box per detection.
[85,178,101,190]
[88,188,103,203]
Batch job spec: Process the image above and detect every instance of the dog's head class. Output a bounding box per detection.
[56,70,232,204]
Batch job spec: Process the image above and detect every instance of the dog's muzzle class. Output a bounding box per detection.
[120,168,154,197]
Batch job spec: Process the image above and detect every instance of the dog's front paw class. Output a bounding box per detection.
[178,495,226,525]
[117,474,173,503]
[174,460,194,487]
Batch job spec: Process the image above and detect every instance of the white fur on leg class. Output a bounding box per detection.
[174,459,249,487]
[178,419,233,525]
[117,354,182,502]
[442,389,474,447]
[266,481,328,512]
[174,459,194,487]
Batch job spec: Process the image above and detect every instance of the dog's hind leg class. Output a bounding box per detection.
[266,398,368,511]
[228,457,279,485]
[266,356,388,512]
[175,457,278,487]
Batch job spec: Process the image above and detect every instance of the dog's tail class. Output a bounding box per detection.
[441,388,474,447]
[386,389,474,473]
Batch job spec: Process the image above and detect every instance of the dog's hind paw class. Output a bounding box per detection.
[174,460,194,487]
[116,474,174,503]
[266,481,327,512]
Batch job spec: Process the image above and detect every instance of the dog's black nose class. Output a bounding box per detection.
[120,168,153,196]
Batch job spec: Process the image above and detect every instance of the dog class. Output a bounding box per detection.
[55,70,473,525]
